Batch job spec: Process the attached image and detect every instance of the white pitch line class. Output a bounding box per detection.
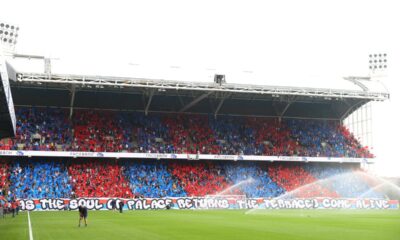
[27,211,34,240]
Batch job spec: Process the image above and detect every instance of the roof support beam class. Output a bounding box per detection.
[214,93,230,118]
[145,89,155,116]
[214,98,225,118]
[275,96,297,120]
[279,101,292,118]
[180,92,213,112]
[177,95,185,107]
[343,77,370,92]
[69,85,76,119]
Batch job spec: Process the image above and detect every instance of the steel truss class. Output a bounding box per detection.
[16,72,389,101]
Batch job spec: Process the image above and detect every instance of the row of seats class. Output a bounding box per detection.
[0,107,372,158]
[1,159,382,200]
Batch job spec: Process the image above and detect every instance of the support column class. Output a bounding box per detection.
[69,85,76,119]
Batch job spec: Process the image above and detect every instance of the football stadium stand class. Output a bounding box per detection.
[0,158,381,200]
[0,68,389,206]
[1,107,372,158]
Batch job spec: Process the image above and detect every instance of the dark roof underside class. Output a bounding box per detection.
[10,85,370,120]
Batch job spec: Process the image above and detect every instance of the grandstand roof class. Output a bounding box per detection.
[9,70,389,120]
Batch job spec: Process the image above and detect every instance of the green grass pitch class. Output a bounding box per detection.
[1,210,399,240]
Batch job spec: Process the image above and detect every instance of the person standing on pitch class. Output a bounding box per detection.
[78,204,88,227]
[11,200,16,218]
[119,201,124,213]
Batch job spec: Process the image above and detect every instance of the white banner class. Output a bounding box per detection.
[17,197,398,211]
[0,150,373,163]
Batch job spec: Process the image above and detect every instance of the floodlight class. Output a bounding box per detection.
[368,53,387,73]
[0,20,19,51]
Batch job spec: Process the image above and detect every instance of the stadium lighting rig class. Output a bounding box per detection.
[0,21,57,74]
[369,53,387,73]
[0,21,19,52]
[343,52,389,93]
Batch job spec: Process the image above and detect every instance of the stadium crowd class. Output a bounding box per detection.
[120,113,175,153]
[0,162,10,197]
[0,159,382,200]
[268,163,339,198]
[68,159,133,198]
[8,160,71,199]
[165,115,220,154]
[0,107,372,158]
[123,161,186,198]
[12,108,73,151]
[209,116,259,155]
[224,162,285,197]
[304,164,384,198]
[170,161,230,196]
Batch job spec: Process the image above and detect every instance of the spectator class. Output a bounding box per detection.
[9,107,372,158]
